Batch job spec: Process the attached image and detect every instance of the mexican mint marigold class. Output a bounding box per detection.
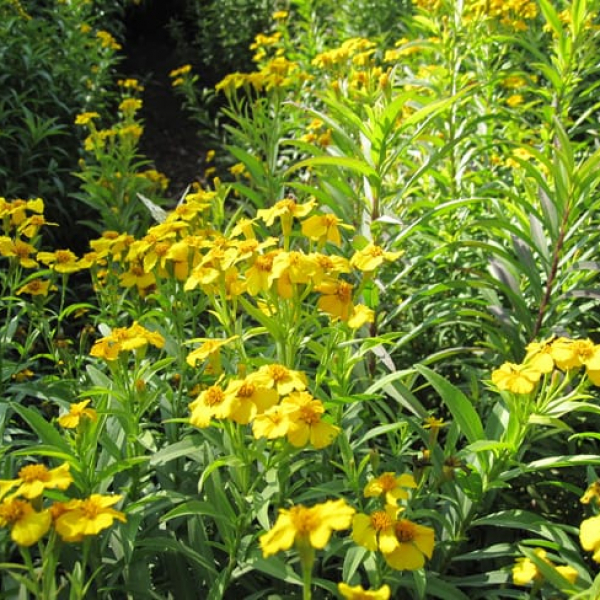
[491,362,541,394]
[54,494,126,542]
[14,462,73,499]
[364,472,417,506]
[338,583,391,600]
[260,498,355,557]
[580,514,600,563]
[58,400,98,429]
[0,498,51,546]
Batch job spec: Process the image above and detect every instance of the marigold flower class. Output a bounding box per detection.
[252,404,294,439]
[0,236,38,268]
[352,506,434,570]
[58,400,98,429]
[491,362,541,394]
[0,498,51,546]
[16,278,56,296]
[14,462,73,499]
[348,304,375,329]
[317,279,355,321]
[54,494,126,542]
[581,481,600,505]
[223,377,279,424]
[257,197,316,235]
[524,338,556,373]
[189,384,233,428]
[301,213,352,246]
[36,249,86,273]
[580,514,600,562]
[260,498,355,557]
[350,244,402,272]
[551,337,600,371]
[512,548,579,586]
[186,336,239,368]
[338,582,391,600]
[282,391,340,449]
[252,364,307,396]
[364,472,417,506]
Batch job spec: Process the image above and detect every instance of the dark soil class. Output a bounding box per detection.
[120,10,204,202]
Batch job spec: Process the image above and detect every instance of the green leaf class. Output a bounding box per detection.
[414,365,484,445]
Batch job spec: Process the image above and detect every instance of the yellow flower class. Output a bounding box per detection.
[513,548,579,586]
[580,514,600,562]
[348,304,375,329]
[551,337,600,371]
[364,472,417,506]
[352,507,434,570]
[186,336,239,368]
[524,338,556,373]
[317,279,355,321]
[90,321,165,361]
[223,377,279,424]
[581,480,600,505]
[251,364,307,396]
[257,197,316,234]
[58,400,98,429]
[75,111,100,126]
[491,362,541,394]
[260,499,355,557]
[338,582,391,600]
[252,404,294,439]
[36,249,86,273]
[0,236,39,268]
[16,278,56,296]
[189,384,234,428]
[350,244,402,272]
[54,494,126,542]
[282,391,340,449]
[301,213,352,246]
[14,462,73,499]
[0,498,51,546]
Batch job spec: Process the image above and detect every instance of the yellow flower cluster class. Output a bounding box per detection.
[351,471,435,570]
[491,337,600,395]
[512,548,578,586]
[90,321,165,361]
[84,192,400,331]
[465,0,538,30]
[188,363,340,450]
[0,462,125,546]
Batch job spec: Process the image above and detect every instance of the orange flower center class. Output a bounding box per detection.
[269,365,289,382]
[336,282,353,302]
[255,255,274,272]
[289,505,317,534]
[154,242,170,256]
[394,519,416,542]
[0,499,28,523]
[80,498,101,519]
[322,215,338,227]
[370,510,393,531]
[237,382,255,398]
[56,250,74,264]
[14,241,32,258]
[368,246,383,257]
[298,405,321,425]
[27,280,43,291]
[378,473,397,491]
[205,386,225,406]
[18,464,50,483]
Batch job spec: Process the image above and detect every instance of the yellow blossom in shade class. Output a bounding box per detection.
[352,505,397,552]
[223,377,279,424]
[551,337,600,371]
[513,548,579,586]
[252,404,294,439]
[491,362,541,394]
[75,111,100,126]
[580,514,600,562]
[350,244,403,272]
[0,498,51,546]
[36,249,86,273]
[281,391,340,449]
[252,363,307,396]
[14,462,73,499]
[0,236,39,267]
[260,499,355,557]
[364,472,417,506]
[381,518,435,570]
[186,336,239,368]
[338,582,391,600]
[54,494,126,542]
[348,304,375,329]
[581,481,600,505]
[317,279,355,321]
[301,213,353,246]
[257,197,316,234]
[58,400,98,429]
[16,278,56,296]
[189,384,233,428]
[524,338,556,373]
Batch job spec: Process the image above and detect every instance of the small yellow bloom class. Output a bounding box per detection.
[513,548,578,586]
[251,364,307,396]
[223,377,279,425]
[581,481,600,505]
[348,304,374,329]
[189,385,233,428]
[551,338,600,371]
[338,582,391,600]
[54,494,126,542]
[282,391,340,449]
[301,213,352,246]
[16,278,56,296]
[260,499,355,557]
[75,112,100,126]
[0,498,51,546]
[14,462,73,499]
[491,362,541,394]
[580,514,600,563]
[364,472,416,506]
[58,400,98,429]
[186,336,239,367]
[317,279,355,322]
[350,244,403,272]
[252,404,294,439]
